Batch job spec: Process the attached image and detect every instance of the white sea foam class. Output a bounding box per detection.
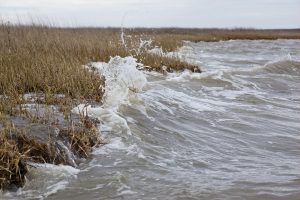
[74,56,147,135]
[1,163,80,199]
[73,104,131,135]
[29,163,80,176]
[141,87,228,114]
[90,56,147,108]
[148,47,165,56]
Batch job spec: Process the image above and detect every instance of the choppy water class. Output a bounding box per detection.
[2,39,300,200]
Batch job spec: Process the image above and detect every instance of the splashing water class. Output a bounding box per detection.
[73,56,147,135]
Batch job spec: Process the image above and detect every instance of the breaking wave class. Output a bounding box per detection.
[262,59,300,74]
[73,56,147,135]
[164,58,300,84]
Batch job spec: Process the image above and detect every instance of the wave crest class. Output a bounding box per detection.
[262,60,300,74]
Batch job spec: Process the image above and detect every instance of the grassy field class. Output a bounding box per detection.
[1,24,300,190]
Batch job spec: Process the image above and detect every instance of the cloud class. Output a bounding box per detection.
[0,0,299,28]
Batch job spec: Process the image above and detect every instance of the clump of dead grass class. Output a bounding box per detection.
[0,134,27,190]
[59,127,100,158]
[0,121,62,191]
[137,53,201,72]
[0,115,104,191]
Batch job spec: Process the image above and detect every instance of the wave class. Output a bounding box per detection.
[145,58,300,105]
[161,58,300,84]
[87,56,147,108]
[262,59,300,74]
[74,56,147,135]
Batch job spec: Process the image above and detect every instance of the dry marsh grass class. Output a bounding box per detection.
[0,132,27,190]
[0,25,108,103]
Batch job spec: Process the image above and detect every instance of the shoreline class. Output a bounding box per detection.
[1,25,300,191]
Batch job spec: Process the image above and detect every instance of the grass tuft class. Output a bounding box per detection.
[0,134,28,190]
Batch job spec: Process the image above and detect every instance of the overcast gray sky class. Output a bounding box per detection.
[0,0,300,28]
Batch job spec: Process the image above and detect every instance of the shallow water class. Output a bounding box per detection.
[3,39,300,200]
